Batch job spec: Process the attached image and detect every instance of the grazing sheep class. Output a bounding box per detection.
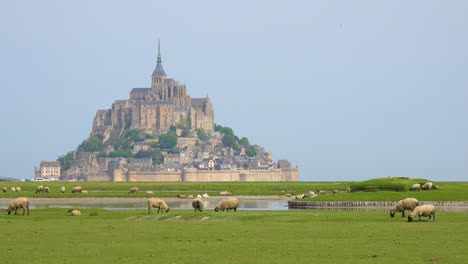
[295,194,306,199]
[192,198,204,212]
[147,198,170,214]
[215,197,239,212]
[187,195,194,199]
[146,191,154,195]
[71,186,82,194]
[331,189,339,194]
[422,182,433,190]
[2,187,7,193]
[7,197,30,216]
[308,191,317,198]
[35,185,44,194]
[68,209,81,216]
[317,190,327,195]
[60,187,66,193]
[15,187,21,192]
[346,187,352,192]
[408,205,436,222]
[177,194,187,199]
[81,190,88,194]
[390,198,419,218]
[196,194,202,199]
[11,187,16,192]
[219,191,232,196]
[410,184,421,191]
[202,193,210,199]
[44,187,50,193]
[128,187,139,194]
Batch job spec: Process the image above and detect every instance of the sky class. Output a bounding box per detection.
[1,1,467,181]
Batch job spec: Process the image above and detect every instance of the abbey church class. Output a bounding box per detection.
[92,41,214,139]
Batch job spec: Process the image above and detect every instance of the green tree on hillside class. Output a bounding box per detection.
[159,133,177,149]
[57,152,75,171]
[77,136,105,152]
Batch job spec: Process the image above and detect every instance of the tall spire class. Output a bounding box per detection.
[152,39,166,77]
[157,39,162,64]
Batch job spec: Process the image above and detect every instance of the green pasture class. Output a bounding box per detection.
[1,180,467,201]
[0,209,467,263]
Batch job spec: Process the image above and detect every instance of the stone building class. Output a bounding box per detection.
[39,161,61,180]
[92,40,214,140]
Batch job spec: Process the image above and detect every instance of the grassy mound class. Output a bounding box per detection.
[349,177,429,192]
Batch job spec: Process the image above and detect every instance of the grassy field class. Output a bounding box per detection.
[1,180,467,201]
[0,209,467,263]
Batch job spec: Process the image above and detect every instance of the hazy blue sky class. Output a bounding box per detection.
[1,1,467,181]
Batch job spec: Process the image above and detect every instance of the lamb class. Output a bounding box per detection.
[422,182,433,190]
[408,205,436,222]
[35,185,44,194]
[2,187,7,193]
[147,198,170,214]
[68,209,81,216]
[410,183,421,191]
[71,186,82,194]
[11,187,16,192]
[215,197,239,212]
[44,187,50,193]
[192,198,204,212]
[7,197,30,216]
[128,187,139,194]
[15,187,21,192]
[390,198,419,218]
[60,187,66,193]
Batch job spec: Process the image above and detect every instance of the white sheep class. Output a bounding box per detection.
[35,185,44,194]
[147,198,170,214]
[408,205,436,222]
[145,191,154,195]
[11,187,16,192]
[60,186,66,193]
[68,209,81,216]
[308,191,317,198]
[390,198,419,218]
[15,187,21,192]
[128,187,139,194]
[422,182,433,190]
[192,198,204,212]
[81,190,88,194]
[202,193,210,199]
[215,197,239,212]
[44,187,50,193]
[71,186,82,193]
[219,191,232,196]
[196,194,202,199]
[295,194,306,199]
[7,197,30,216]
[410,184,421,191]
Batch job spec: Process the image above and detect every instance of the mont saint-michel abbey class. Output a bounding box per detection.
[92,41,214,140]
[53,42,299,182]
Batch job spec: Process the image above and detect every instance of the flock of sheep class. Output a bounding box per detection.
[3,183,437,222]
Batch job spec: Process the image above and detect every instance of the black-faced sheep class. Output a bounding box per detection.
[7,197,30,216]
[2,187,7,193]
[215,197,239,212]
[35,185,44,194]
[44,187,50,193]
[422,182,433,190]
[408,205,436,222]
[192,198,204,212]
[71,186,82,194]
[147,198,170,214]
[68,209,81,216]
[390,198,419,218]
[128,187,139,194]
